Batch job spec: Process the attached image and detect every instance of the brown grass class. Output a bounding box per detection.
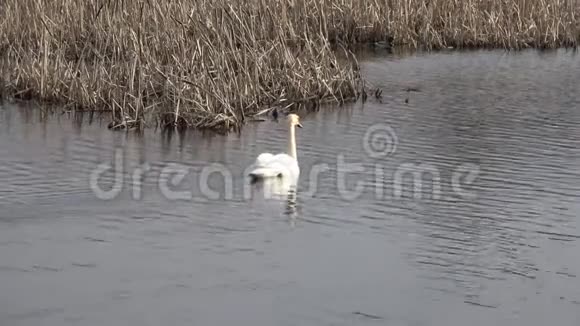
[0,0,578,131]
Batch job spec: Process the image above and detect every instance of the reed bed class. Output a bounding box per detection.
[1,0,578,131]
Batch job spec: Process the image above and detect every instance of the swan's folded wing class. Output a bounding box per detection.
[248,166,283,178]
[249,154,298,178]
[255,153,275,167]
[270,153,297,166]
[269,154,300,177]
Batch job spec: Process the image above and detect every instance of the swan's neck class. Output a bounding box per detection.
[287,124,297,160]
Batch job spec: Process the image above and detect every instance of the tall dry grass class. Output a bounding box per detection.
[0,0,578,131]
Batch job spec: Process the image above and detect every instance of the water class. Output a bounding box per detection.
[1,49,580,326]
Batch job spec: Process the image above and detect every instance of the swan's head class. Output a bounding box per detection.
[287,113,303,128]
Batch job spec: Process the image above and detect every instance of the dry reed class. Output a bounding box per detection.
[1,0,578,131]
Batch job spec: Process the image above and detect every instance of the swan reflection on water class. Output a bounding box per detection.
[247,176,299,221]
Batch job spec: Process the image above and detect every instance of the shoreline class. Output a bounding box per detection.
[1,0,579,132]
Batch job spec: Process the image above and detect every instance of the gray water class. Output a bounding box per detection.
[1,49,580,326]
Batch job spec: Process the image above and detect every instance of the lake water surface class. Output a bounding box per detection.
[1,49,580,326]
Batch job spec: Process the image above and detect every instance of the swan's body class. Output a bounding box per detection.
[249,114,302,183]
[250,153,299,179]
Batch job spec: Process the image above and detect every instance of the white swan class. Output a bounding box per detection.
[248,113,302,183]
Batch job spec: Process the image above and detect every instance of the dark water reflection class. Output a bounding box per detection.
[1,49,580,326]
